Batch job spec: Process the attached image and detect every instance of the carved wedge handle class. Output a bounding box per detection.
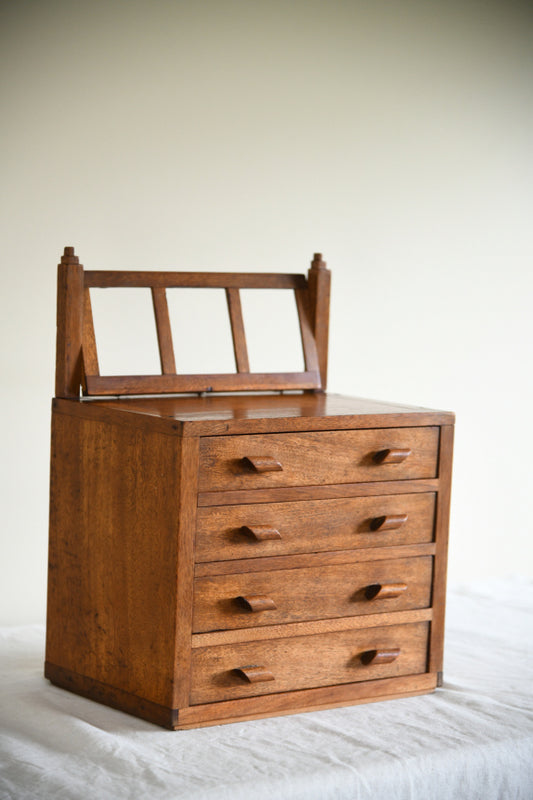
[240,525,282,541]
[237,594,277,612]
[242,456,283,473]
[364,582,408,600]
[360,647,401,666]
[234,665,275,683]
[370,513,409,532]
[372,448,412,465]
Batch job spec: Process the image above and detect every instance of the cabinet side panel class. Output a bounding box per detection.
[429,424,454,675]
[173,436,199,708]
[45,409,181,707]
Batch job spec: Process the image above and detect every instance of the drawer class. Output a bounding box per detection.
[190,620,429,704]
[195,492,436,562]
[193,556,432,632]
[198,427,439,492]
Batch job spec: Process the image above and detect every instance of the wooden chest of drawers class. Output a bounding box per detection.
[45,249,454,729]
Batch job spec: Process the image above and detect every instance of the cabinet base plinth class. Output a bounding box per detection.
[44,662,179,730]
[45,662,437,730]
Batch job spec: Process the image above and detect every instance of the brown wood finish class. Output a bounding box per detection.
[88,392,454,436]
[199,427,439,492]
[151,287,177,375]
[294,286,320,377]
[234,666,275,684]
[242,455,284,473]
[85,370,321,396]
[84,270,308,289]
[225,288,250,373]
[46,248,454,730]
[194,544,437,579]
[195,492,436,562]
[44,662,180,729]
[45,661,437,730]
[192,556,432,632]
[240,524,282,542]
[428,424,454,677]
[194,543,437,579]
[45,409,182,707]
[192,608,433,648]
[176,672,438,729]
[190,621,429,705]
[172,436,199,709]
[192,607,433,648]
[307,253,331,390]
[82,288,99,378]
[57,247,331,396]
[198,479,441,507]
[361,647,401,665]
[55,247,84,398]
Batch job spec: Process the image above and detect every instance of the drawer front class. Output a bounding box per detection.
[190,621,429,704]
[198,427,439,492]
[193,556,432,633]
[196,492,436,562]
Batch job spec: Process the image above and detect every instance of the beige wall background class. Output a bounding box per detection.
[1,0,532,624]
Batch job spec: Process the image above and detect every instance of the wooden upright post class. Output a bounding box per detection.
[55,246,84,398]
[307,253,331,391]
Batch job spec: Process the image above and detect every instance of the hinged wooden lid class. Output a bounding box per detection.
[54,248,331,398]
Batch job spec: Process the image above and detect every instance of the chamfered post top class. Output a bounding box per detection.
[311,253,327,270]
[60,246,79,266]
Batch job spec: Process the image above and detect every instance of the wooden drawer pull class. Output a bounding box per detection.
[370,513,409,532]
[234,665,275,683]
[242,456,283,473]
[361,647,401,666]
[364,582,408,600]
[240,525,282,541]
[237,594,277,612]
[372,447,412,465]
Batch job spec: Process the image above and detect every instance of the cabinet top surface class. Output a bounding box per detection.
[55,393,454,436]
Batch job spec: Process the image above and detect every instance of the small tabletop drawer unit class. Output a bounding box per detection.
[45,248,454,730]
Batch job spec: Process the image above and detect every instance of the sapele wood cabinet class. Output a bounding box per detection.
[45,249,453,729]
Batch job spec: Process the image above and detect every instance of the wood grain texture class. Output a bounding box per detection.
[89,392,454,436]
[195,492,436,562]
[199,427,440,491]
[428,424,454,676]
[44,662,437,729]
[198,479,440,507]
[71,258,326,395]
[294,287,320,376]
[82,287,99,378]
[55,247,84,398]
[52,397,182,437]
[242,455,283,473]
[191,607,433,648]
[194,543,436,578]
[225,288,250,373]
[44,662,178,729]
[48,252,454,730]
[172,437,199,708]
[86,371,321,395]
[151,287,176,375]
[307,253,331,390]
[190,621,429,704]
[240,524,282,542]
[192,556,432,632]
[177,672,437,728]
[46,409,182,707]
[84,271,308,289]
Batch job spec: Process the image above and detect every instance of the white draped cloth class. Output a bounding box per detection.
[1,578,532,800]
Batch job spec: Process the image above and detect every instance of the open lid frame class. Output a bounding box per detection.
[54,248,331,398]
